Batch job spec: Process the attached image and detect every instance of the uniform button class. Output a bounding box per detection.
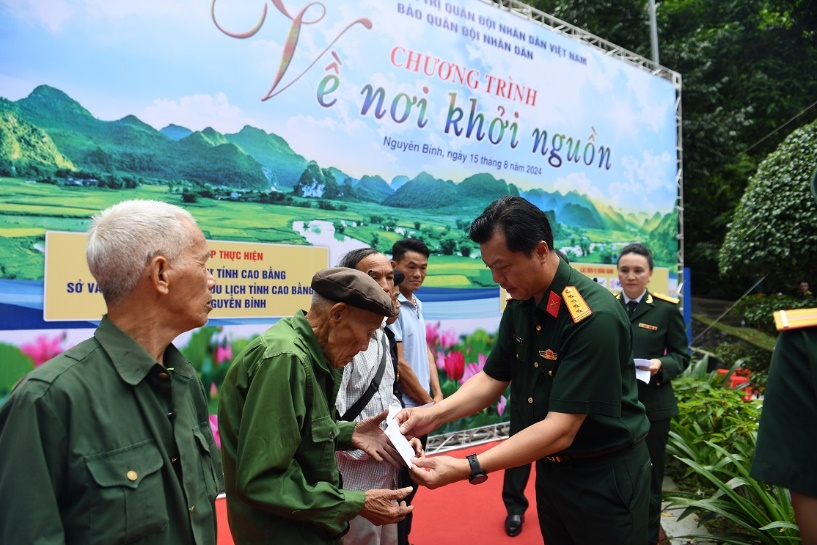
[548,370,553,377]
[126,470,138,481]
[171,457,179,463]
[534,362,539,368]
[329,431,335,440]
[535,325,542,331]
[158,372,169,379]
[527,397,533,404]
[189,505,196,513]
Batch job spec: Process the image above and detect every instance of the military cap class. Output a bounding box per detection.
[311,267,397,317]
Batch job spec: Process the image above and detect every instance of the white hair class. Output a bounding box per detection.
[86,200,196,306]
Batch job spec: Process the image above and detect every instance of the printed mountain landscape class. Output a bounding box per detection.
[0,85,674,239]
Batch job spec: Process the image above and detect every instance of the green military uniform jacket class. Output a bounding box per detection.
[0,316,223,545]
[485,258,649,456]
[616,290,690,421]
[218,311,365,545]
[751,308,817,497]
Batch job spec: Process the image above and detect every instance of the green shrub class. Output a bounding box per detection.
[665,359,798,544]
[733,294,817,335]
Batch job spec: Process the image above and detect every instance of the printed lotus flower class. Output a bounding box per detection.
[215,344,232,364]
[437,328,458,350]
[497,395,507,417]
[426,321,440,349]
[209,414,221,450]
[435,350,446,371]
[21,333,66,367]
[443,351,465,381]
[460,353,487,385]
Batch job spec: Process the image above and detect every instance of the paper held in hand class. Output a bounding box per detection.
[634,358,652,384]
[385,416,415,468]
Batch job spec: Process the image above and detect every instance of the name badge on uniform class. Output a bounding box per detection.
[638,323,658,331]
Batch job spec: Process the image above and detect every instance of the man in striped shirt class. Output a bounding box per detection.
[335,248,409,545]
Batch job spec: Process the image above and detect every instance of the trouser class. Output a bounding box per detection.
[397,434,427,545]
[535,441,651,545]
[343,516,397,545]
[646,418,671,544]
[502,463,532,516]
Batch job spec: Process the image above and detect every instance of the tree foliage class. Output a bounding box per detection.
[718,119,817,288]
[526,0,817,296]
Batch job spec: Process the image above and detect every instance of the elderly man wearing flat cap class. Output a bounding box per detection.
[219,267,414,545]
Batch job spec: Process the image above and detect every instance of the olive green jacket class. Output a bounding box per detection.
[218,311,364,545]
[486,258,650,456]
[751,313,817,496]
[617,290,690,421]
[0,316,223,545]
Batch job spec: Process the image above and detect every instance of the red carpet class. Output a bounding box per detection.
[410,440,541,545]
[217,440,542,544]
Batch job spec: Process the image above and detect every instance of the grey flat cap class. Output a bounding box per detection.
[312,267,397,317]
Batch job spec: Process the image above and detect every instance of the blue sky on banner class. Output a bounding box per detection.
[0,0,677,215]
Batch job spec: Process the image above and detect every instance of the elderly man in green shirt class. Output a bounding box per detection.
[218,267,414,545]
[0,200,223,545]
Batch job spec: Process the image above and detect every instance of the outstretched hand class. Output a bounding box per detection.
[360,486,414,525]
[408,455,468,490]
[351,410,404,468]
[394,406,437,439]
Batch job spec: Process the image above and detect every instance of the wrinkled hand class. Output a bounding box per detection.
[394,406,437,439]
[360,487,414,525]
[408,455,466,490]
[351,410,404,468]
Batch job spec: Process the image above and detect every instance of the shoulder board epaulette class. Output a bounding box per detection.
[773,308,817,331]
[562,286,592,323]
[652,293,679,304]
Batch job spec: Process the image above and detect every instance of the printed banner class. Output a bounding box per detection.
[44,233,328,321]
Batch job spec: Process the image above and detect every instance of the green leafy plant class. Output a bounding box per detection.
[665,358,798,544]
[666,440,799,544]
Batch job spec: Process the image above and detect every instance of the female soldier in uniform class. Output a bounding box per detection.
[617,243,690,545]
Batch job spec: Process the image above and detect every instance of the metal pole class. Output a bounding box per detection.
[649,0,659,65]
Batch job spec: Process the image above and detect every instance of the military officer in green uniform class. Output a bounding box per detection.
[617,243,690,544]
[751,169,817,544]
[396,196,651,544]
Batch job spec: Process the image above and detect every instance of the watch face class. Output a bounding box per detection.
[469,473,488,485]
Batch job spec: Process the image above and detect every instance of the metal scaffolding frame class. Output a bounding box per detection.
[481,0,685,290]
[426,2,686,452]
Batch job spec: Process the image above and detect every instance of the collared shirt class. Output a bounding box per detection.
[219,311,365,545]
[484,258,649,456]
[335,328,401,491]
[387,293,430,408]
[622,290,646,305]
[0,316,223,545]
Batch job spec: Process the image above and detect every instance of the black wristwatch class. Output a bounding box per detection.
[466,454,488,485]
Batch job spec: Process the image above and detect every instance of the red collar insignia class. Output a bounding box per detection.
[546,291,561,318]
